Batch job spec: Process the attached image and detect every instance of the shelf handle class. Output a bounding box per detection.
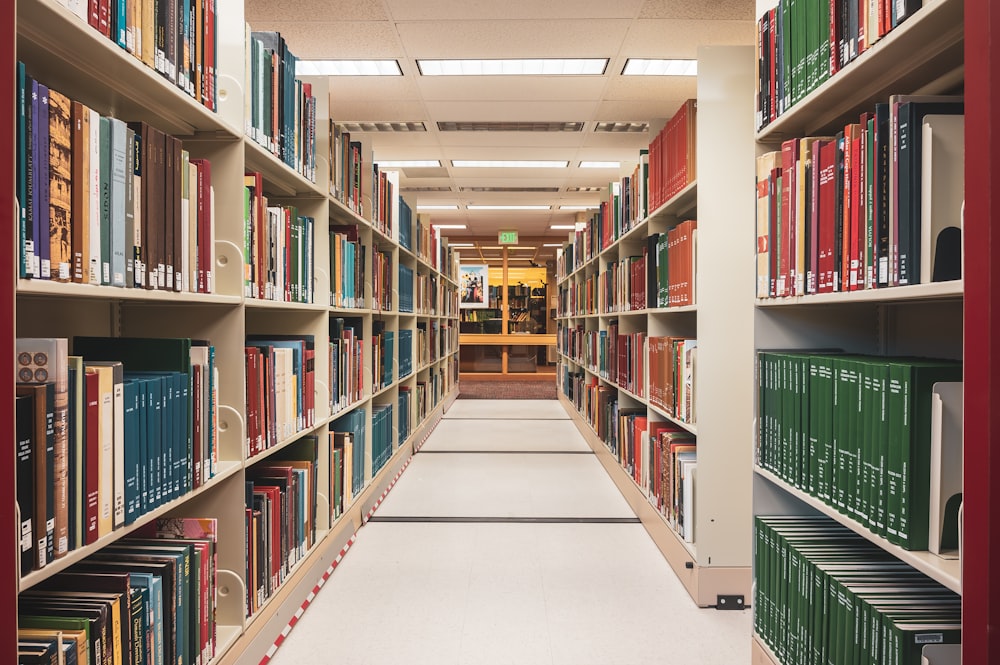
[314,379,331,419]
[216,403,246,462]
[215,73,245,135]
[316,492,331,531]
[214,239,246,299]
[215,568,248,628]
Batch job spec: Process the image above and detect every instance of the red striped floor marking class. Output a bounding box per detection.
[258,415,443,665]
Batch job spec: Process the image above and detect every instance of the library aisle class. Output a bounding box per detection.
[266,399,751,665]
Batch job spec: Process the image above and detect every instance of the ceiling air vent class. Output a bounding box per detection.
[438,121,584,132]
[338,122,427,132]
[593,121,650,133]
[566,186,606,192]
[460,186,560,193]
[401,186,453,192]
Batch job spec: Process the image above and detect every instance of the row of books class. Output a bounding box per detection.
[245,443,318,617]
[370,165,397,240]
[371,322,394,392]
[754,516,960,665]
[246,30,316,181]
[18,516,219,665]
[331,410,366,500]
[649,99,697,211]
[16,336,218,575]
[398,199,413,251]
[556,324,646,399]
[330,127,363,215]
[330,224,366,309]
[755,0,924,129]
[557,221,697,314]
[370,404,394,478]
[17,66,215,292]
[244,336,316,458]
[243,172,315,303]
[648,336,696,424]
[755,98,963,298]
[398,329,413,379]
[398,264,414,313]
[372,247,393,312]
[55,0,218,111]
[416,321,456,367]
[756,352,962,551]
[330,318,364,415]
[398,387,411,444]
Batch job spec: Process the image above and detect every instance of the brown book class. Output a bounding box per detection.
[48,88,73,282]
[163,132,175,291]
[17,338,69,560]
[70,101,90,284]
[149,125,165,289]
[16,382,55,569]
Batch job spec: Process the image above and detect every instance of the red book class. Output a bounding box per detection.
[817,140,838,293]
[808,139,825,294]
[97,0,110,37]
[841,125,853,290]
[190,158,212,293]
[849,123,862,290]
[780,139,798,297]
[84,369,100,545]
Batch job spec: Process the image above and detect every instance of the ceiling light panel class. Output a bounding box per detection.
[417,58,609,76]
[297,60,403,76]
[579,161,621,168]
[339,122,427,132]
[550,225,577,230]
[374,160,441,167]
[417,205,459,210]
[431,224,467,229]
[401,186,453,192]
[566,186,606,192]
[460,187,561,193]
[466,205,551,210]
[559,205,600,210]
[621,58,698,76]
[437,121,585,132]
[594,121,650,133]
[451,160,568,168]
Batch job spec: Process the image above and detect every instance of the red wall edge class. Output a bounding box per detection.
[963,0,999,660]
[2,0,16,658]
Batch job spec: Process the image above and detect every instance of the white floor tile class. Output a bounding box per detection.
[421,418,590,452]
[444,398,570,420]
[374,452,635,518]
[266,523,752,665]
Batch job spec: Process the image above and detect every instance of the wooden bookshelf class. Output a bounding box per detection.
[7,8,461,662]
[751,0,972,660]
[555,45,756,607]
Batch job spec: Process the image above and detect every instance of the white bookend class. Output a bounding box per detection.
[929,381,963,558]
[920,115,965,283]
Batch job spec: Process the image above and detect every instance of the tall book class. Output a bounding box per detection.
[15,382,55,569]
[48,88,73,282]
[15,392,36,575]
[17,338,69,559]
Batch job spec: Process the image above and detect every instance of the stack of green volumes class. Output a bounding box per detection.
[755,516,960,665]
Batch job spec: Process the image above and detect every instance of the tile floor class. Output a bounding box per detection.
[265,399,752,665]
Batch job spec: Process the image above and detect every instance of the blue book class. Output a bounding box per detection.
[128,573,165,665]
[122,379,141,524]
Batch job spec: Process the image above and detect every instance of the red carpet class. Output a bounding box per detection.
[457,379,557,400]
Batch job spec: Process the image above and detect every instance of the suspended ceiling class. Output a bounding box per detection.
[245,0,755,256]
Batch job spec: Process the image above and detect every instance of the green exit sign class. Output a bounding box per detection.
[498,230,518,244]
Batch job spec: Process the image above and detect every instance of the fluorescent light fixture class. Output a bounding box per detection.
[508,246,536,251]
[579,161,621,169]
[550,225,577,230]
[543,243,563,247]
[296,60,403,76]
[431,224,467,229]
[479,246,505,250]
[466,205,551,211]
[452,160,568,169]
[559,205,599,210]
[417,205,459,210]
[621,58,697,76]
[448,242,474,247]
[417,58,608,76]
[375,160,441,167]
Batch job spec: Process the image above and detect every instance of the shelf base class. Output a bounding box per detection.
[751,634,781,665]
[558,394,751,607]
[212,389,456,665]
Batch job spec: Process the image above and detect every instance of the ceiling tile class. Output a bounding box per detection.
[330,100,429,121]
[247,0,389,22]
[416,77,609,103]
[622,19,755,57]
[601,75,698,102]
[248,21,403,59]
[638,0,755,20]
[385,0,646,20]
[396,19,631,58]
[422,101,599,123]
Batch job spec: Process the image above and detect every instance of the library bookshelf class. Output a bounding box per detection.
[751,0,973,662]
[7,2,460,663]
[555,45,756,607]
